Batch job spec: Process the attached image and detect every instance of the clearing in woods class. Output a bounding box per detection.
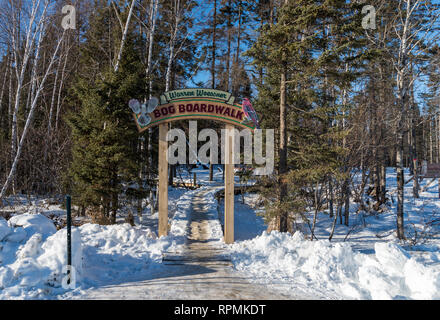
[76,188,303,300]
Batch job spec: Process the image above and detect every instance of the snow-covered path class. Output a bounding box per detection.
[74,188,298,300]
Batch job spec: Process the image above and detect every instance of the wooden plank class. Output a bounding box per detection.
[224,124,234,244]
[158,123,168,237]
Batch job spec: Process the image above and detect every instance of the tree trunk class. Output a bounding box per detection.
[380,164,387,204]
[0,28,65,203]
[211,0,217,89]
[396,132,405,239]
[146,0,159,216]
[328,179,334,218]
[344,180,350,226]
[225,0,232,92]
[55,44,69,132]
[232,2,242,96]
[208,0,218,182]
[114,0,136,73]
[0,56,8,117]
[278,61,288,232]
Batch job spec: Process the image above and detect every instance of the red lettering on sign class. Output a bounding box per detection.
[154,110,161,118]
[193,104,200,112]
[216,105,225,114]
[179,104,185,113]
[236,110,244,120]
[208,105,214,113]
[201,104,207,112]
[223,107,231,116]
[161,108,169,116]
[187,104,193,112]
[169,105,176,114]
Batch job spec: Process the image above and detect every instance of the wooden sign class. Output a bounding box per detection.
[129,89,260,243]
[131,89,256,132]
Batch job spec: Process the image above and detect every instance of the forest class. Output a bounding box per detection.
[0,0,440,243]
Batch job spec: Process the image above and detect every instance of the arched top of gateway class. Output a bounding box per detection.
[128,89,259,132]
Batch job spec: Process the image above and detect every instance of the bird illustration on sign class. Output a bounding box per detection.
[242,98,260,129]
[129,97,159,127]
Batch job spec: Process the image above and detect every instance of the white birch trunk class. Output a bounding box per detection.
[146,0,159,96]
[55,46,69,132]
[8,55,12,132]
[165,0,180,92]
[0,56,8,115]
[0,24,65,202]
[114,0,136,73]
[47,44,62,138]
[145,0,159,216]
[8,0,49,194]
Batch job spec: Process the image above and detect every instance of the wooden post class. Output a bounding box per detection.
[193,172,197,187]
[224,124,234,244]
[158,123,168,237]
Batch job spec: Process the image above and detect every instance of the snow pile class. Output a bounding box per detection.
[73,223,172,291]
[0,213,167,299]
[0,186,204,299]
[79,223,164,266]
[230,231,440,300]
[0,213,83,299]
[8,214,57,239]
[0,217,11,241]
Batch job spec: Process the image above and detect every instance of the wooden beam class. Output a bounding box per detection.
[158,123,168,237]
[224,124,234,244]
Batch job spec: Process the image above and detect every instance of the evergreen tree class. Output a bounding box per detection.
[67,3,146,223]
[248,0,366,234]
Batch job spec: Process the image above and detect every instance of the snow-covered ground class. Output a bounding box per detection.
[0,167,439,299]
[226,168,440,300]
[0,182,202,299]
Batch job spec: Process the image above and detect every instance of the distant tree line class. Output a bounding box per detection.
[0,0,439,240]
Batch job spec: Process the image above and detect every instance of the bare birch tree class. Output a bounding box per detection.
[0,0,66,203]
[390,0,440,239]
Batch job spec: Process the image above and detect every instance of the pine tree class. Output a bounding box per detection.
[248,0,367,234]
[67,3,146,223]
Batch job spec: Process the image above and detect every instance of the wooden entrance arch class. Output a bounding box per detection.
[130,89,257,244]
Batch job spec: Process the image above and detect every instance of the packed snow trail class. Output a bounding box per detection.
[75,188,298,300]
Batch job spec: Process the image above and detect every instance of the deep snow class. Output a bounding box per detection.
[0,166,439,300]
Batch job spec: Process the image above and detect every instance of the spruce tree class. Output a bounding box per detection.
[248,0,366,234]
[67,3,146,223]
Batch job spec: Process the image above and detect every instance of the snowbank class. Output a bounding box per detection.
[230,231,440,300]
[0,212,82,299]
[0,185,201,299]
[0,218,163,299]
[0,217,11,241]
[8,214,57,240]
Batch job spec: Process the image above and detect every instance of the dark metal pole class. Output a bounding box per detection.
[66,195,72,284]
